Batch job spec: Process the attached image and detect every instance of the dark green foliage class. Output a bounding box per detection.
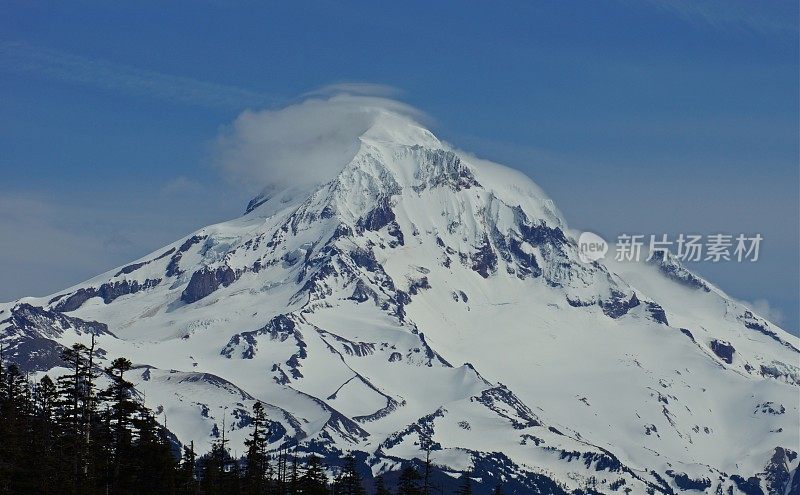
[375,475,393,495]
[397,465,422,495]
[0,345,379,495]
[454,472,473,495]
[243,401,269,494]
[179,441,199,495]
[300,454,329,495]
[332,454,366,495]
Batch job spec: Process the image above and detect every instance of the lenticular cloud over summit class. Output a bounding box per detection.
[215,94,428,191]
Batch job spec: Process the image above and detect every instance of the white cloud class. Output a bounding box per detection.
[746,298,786,327]
[301,82,402,99]
[213,93,427,192]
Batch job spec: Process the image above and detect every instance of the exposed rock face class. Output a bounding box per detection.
[409,147,480,192]
[407,277,430,295]
[54,278,161,312]
[740,310,800,353]
[648,251,710,291]
[357,197,404,247]
[180,266,237,304]
[679,328,696,342]
[0,303,109,372]
[600,291,640,318]
[646,302,669,325]
[508,237,542,278]
[710,339,735,364]
[114,247,175,277]
[471,236,497,278]
[730,474,764,495]
[98,279,161,303]
[666,470,711,491]
[54,287,96,312]
[762,447,796,495]
[221,315,300,360]
[473,385,540,429]
[166,235,206,277]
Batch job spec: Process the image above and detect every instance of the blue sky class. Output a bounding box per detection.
[1,1,798,332]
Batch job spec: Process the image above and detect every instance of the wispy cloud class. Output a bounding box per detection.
[301,82,403,99]
[0,41,277,110]
[214,93,427,191]
[636,0,798,35]
[745,298,786,327]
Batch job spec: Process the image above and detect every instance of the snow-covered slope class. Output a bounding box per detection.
[3,110,798,494]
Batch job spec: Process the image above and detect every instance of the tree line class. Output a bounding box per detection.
[0,342,501,495]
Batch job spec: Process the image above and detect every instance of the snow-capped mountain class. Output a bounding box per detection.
[2,109,798,494]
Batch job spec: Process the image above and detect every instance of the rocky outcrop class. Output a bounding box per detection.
[180,266,237,304]
[410,147,480,191]
[471,235,497,278]
[407,276,430,295]
[166,235,206,277]
[472,385,540,429]
[54,278,161,312]
[740,311,800,353]
[221,315,306,382]
[665,470,711,491]
[114,247,175,277]
[0,304,109,372]
[507,237,542,278]
[601,291,640,319]
[357,197,404,247]
[646,302,669,325]
[762,446,796,495]
[710,339,735,364]
[648,251,710,292]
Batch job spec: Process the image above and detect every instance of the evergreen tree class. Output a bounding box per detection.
[30,375,60,494]
[454,472,473,495]
[0,364,33,494]
[101,357,138,493]
[421,447,433,495]
[200,439,228,495]
[82,335,99,470]
[375,475,393,495]
[0,349,7,493]
[338,454,366,495]
[179,441,199,495]
[244,401,269,494]
[33,375,58,419]
[288,452,298,495]
[131,407,177,493]
[397,465,422,495]
[57,343,91,493]
[93,405,116,495]
[299,454,328,495]
[331,469,344,495]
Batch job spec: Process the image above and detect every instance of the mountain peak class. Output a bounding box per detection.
[6,97,799,495]
[358,109,441,148]
[242,104,440,217]
[245,107,565,238]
